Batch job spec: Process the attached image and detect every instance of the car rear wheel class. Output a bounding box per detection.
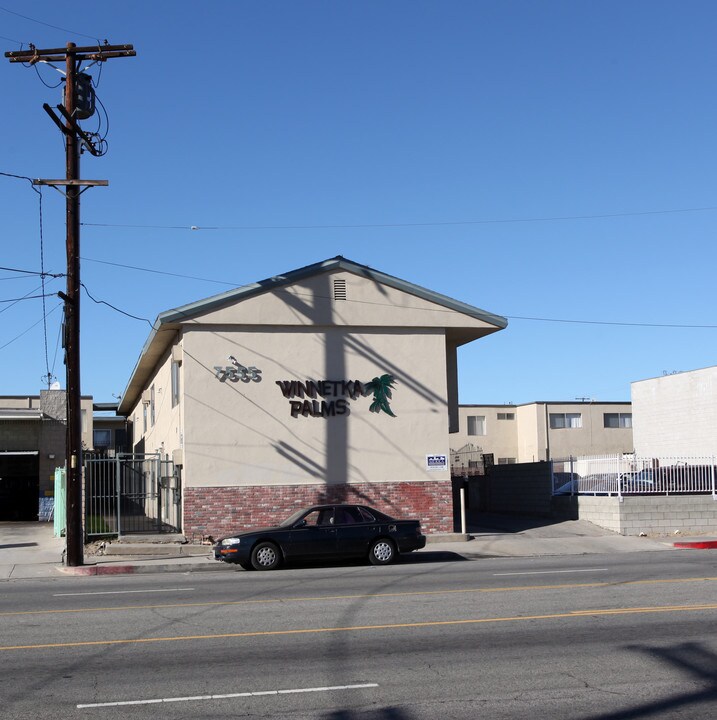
[368,538,395,566]
[251,541,281,570]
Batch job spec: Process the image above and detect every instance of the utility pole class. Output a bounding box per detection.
[6,42,135,566]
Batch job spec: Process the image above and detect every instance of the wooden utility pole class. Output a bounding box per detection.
[5,42,135,566]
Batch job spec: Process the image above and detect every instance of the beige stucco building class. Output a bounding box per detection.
[117,257,507,537]
[0,391,94,520]
[452,401,634,469]
[632,365,717,457]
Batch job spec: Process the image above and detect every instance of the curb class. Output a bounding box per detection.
[58,562,234,576]
[673,540,717,550]
[426,533,472,543]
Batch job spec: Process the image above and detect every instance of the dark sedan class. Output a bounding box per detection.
[214,504,426,570]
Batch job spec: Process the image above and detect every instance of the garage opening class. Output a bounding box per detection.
[0,452,40,521]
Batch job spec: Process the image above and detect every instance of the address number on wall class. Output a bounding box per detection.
[214,357,262,383]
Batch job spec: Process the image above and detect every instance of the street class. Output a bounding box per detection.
[2,550,717,719]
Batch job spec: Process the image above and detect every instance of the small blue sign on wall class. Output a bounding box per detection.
[426,454,447,472]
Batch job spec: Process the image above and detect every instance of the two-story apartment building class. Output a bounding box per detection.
[117,257,507,539]
[452,401,633,471]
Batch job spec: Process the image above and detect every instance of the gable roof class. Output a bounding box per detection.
[118,256,507,414]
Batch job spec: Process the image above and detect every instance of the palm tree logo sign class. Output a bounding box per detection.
[364,374,397,417]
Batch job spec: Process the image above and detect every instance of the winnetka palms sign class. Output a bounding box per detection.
[275,374,397,418]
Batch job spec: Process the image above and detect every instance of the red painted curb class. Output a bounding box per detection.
[59,565,137,575]
[673,540,717,550]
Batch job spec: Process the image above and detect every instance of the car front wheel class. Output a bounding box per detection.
[251,541,281,570]
[369,538,396,566]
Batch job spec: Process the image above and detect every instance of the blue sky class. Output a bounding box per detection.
[2,1,716,406]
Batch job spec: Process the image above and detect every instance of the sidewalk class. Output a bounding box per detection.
[1,519,715,580]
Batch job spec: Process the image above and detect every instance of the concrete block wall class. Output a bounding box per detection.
[574,496,622,533]
[184,480,453,541]
[576,494,717,536]
[618,495,717,536]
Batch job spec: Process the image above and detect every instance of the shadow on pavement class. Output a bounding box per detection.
[234,551,468,572]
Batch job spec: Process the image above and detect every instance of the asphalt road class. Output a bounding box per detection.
[2,550,717,719]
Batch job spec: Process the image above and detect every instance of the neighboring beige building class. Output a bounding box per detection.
[452,401,633,468]
[632,365,717,457]
[0,391,94,520]
[117,257,507,537]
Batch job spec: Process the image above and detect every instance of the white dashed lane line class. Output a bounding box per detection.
[77,683,380,708]
[53,588,195,597]
[493,569,608,576]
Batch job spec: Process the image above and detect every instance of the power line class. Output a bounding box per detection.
[83,254,717,331]
[80,205,717,232]
[0,281,55,314]
[0,293,56,303]
[0,33,25,45]
[0,264,63,277]
[50,314,63,379]
[0,302,62,351]
[37,185,51,384]
[0,5,102,42]
[81,256,237,286]
[0,169,38,185]
[505,315,717,330]
[0,171,59,385]
[80,283,153,327]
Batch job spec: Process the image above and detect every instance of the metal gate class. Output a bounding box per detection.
[84,453,182,538]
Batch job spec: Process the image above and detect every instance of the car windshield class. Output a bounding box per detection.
[279,509,308,527]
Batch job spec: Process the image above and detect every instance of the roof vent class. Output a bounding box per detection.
[333,278,347,300]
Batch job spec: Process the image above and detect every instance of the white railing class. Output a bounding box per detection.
[552,454,717,498]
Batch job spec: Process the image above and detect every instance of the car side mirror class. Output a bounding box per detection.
[294,519,307,528]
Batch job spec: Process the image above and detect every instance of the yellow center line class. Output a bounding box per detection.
[2,576,716,617]
[2,602,717,652]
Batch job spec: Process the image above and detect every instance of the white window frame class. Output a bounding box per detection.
[467,415,486,436]
[150,385,156,427]
[171,360,180,408]
[549,412,582,429]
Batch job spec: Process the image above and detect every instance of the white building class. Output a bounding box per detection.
[632,365,717,457]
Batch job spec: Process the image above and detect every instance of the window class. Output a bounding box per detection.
[171,360,181,407]
[150,385,155,427]
[604,412,632,429]
[549,413,582,429]
[142,403,147,433]
[497,412,515,420]
[301,509,325,527]
[498,457,516,465]
[358,506,376,522]
[93,429,111,447]
[467,415,486,436]
[334,507,364,525]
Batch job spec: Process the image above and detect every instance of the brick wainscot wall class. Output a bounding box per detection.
[184,481,452,540]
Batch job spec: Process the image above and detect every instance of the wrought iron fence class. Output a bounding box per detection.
[450,445,487,476]
[84,453,181,538]
[552,453,717,498]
